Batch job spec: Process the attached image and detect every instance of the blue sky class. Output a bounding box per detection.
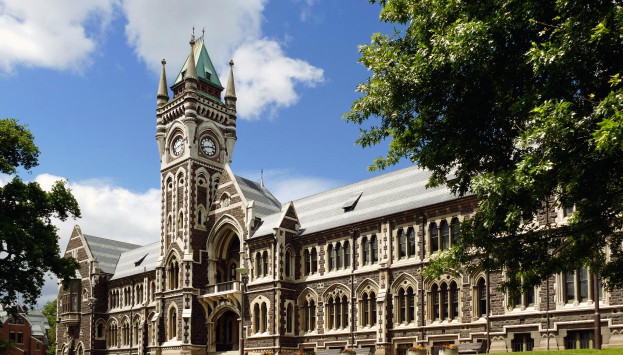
[0,0,411,304]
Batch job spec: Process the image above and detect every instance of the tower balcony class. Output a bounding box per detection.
[199,281,241,305]
[59,311,80,326]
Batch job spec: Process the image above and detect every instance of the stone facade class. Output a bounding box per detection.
[55,37,623,355]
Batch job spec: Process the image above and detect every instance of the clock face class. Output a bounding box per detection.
[200,137,216,156]
[172,136,184,156]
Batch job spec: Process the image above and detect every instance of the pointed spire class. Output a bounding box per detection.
[157,59,169,107]
[186,39,198,80]
[225,59,237,109]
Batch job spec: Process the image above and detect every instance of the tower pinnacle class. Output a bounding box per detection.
[225,59,237,110]
[157,59,169,107]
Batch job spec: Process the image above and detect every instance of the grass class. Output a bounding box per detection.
[507,349,623,354]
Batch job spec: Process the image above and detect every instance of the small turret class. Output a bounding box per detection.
[225,59,237,110]
[157,59,169,107]
[185,39,198,91]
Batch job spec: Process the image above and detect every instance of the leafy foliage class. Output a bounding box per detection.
[42,300,57,355]
[346,0,623,293]
[0,118,80,311]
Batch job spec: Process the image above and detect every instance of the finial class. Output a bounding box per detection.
[157,58,169,106]
[260,169,264,188]
[192,26,195,40]
[161,59,166,65]
[225,58,237,108]
[229,59,234,67]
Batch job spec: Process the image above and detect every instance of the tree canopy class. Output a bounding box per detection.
[0,118,80,311]
[345,0,623,293]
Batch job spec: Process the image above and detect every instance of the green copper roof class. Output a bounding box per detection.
[173,39,223,90]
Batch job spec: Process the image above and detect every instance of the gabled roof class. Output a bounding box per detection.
[251,202,297,238]
[22,310,49,338]
[234,175,281,218]
[173,38,223,90]
[83,235,141,274]
[110,242,160,281]
[291,165,462,236]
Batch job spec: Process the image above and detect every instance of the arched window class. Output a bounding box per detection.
[197,208,203,225]
[344,241,351,268]
[178,211,183,231]
[304,250,311,275]
[168,256,179,290]
[370,292,377,325]
[311,248,318,274]
[328,244,334,271]
[342,295,349,327]
[407,227,416,257]
[133,318,140,346]
[168,307,177,340]
[362,293,369,326]
[286,303,293,333]
[262,251,269,277]
[285,251,291,277]
[310,300,316,331]
[432,284,440,320]
[97,323,104,338]
[441,221,450,250]
[150,281,155,302]
[336,243,342,269]
[430,223,439,253]
[362,236,369,264]
[451,218,460,245]
[398,288,406,322]
[441,283,449,320]
[407,287,414,322]
[255,252,262,278]
[106,320,118,348]
[450,281,459,319]
[398,230,407,258]
[327,297,334,329]
[122,319,130,346]
[261,303,268,333]
[478,278,487,317]
[371,235,378,263]
[254,304,261,333]
[335,296,342,328]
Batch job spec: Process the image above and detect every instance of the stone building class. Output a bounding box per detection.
[56,37,623,355]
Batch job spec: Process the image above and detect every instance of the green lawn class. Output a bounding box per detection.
[507,349,623,354]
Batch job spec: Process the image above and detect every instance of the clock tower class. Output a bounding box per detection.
[154,35,237,354]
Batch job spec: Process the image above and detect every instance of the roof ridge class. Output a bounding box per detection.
[292,165,422,203]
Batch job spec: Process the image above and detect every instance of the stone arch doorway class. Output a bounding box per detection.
[208,220,242,286]
[215,310,239,351]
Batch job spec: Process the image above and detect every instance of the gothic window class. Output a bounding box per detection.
[299,292,318,333]
[255,252,262,278]
[344,241,351,268]
[168,307,177,340]
[230,263,237,281]
[363,236,370,264]
[441,283,449,320]
[133,317,140,346]
[450,281,459,319]
[371,235,378,263]
[168,256,180,290]
[304,249,311,275]
[328,244,334,271]
[407,228,416,257]
[360,291,376,327]
[197,207,203,225]
[285,251,291,277]
[451,218,460,245]
[564,268,597,303]
[441,220,450,250]
[311,248,318,274]
[398,230,407,258]
[398,288,406,322]
[432,284,440,320]
[106,320,118,348]
[325,292,349,330]
[342,295,349,327]
[407,287,415,322]
[336,242,343,268]
[477,277,487,317]
[253,304,260,333]
[97,322,104,339]
[122,318,130,346]
[286,303,293,333]
[327,297,334,329]
[262,251,269,277]
[261,303,268,333]
[362,293,368,326]
[150,281,155,302]
[430,223,439,253]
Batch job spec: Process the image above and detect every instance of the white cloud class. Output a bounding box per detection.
[121,0,324,120]
[240,169,340,202]
[31,173,160,307]
[0,0,116,74]
[232,39,324,119]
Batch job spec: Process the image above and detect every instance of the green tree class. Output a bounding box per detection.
[345,0,623,293]
[42,299,57,355]
[0,118,80,311]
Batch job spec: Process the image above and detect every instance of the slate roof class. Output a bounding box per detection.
[252,206,287,238]
[290,165,462,236]
[23,310,49,339]
[110,242,160,281]
[173,38,223,91]
[234,175,281,218]
[83,235,141,274]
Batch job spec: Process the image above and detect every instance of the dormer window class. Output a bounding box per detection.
[181,70,186,80]
[205,70,211,80]
[343,192,363,212]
